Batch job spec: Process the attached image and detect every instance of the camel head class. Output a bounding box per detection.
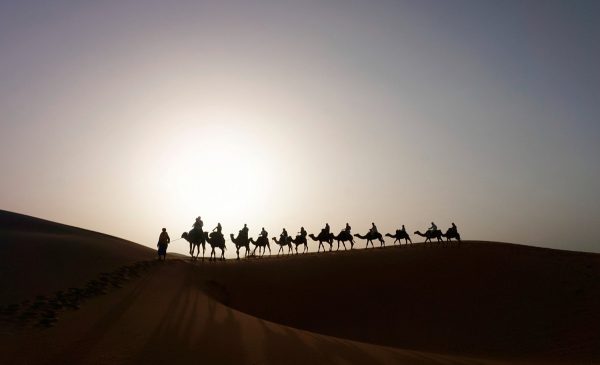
[181,232,189,240]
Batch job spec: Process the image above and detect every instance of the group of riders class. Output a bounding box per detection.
[156,215,459,260]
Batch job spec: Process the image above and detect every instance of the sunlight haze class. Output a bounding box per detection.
[1,0,599,255]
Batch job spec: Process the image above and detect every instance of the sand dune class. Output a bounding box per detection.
[1,260,510,365]
[0,210,153,303]
[198,242,600,363]
[1,212,599,364]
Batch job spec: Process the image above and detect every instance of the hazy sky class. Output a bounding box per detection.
[1,0,599,255]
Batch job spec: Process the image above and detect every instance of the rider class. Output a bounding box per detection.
[193,216,203,231]
[298,226,307,238]
[212,223,222,236]
[401,224,406,233]
[321,223,330,236]
[428,222,438,233]
[240,224,249,239]
[280,228,288,241]
[370,222,378,235]
[260,227,268,239]
[345,222,351,234]
[450,222,457,233]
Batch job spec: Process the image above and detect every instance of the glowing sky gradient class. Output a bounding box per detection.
[1,1,599,255]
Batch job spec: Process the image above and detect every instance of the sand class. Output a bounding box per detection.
[1,210,599,364]
[0,210,154,303]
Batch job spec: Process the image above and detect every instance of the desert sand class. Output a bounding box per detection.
[1,211,599,364]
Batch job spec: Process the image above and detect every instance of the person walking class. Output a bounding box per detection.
[157,228,170,260]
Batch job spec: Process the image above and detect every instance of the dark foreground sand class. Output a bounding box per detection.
[1,211,599,364]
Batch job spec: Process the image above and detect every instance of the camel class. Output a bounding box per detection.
[181,228,206,260]
[385,229,412,245]
[354,231,385,248]
[272,237,293,255]
[333,230,354,250]
[291,235,308,254]
[230,232,251,260]
[203,231,226,261]
[414,230,443,243]
[442,227,461,243]
[249,236,271,257]
[309,232,334,252]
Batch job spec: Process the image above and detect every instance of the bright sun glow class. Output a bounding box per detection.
[148,109,276,226]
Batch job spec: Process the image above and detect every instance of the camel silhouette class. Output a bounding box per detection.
[385,229,412,245]
[291,235,308,254]
[181,228,206,260]
[309,232,334,252]
[182,231,226,261]
[249,236,271,257]
[414,230,443,243]
[272,237,293,255]
[354,232,385,248]
[333,230,355,250]
[230,232,251,260]
[442,227,461,243]
[204,231,226,260]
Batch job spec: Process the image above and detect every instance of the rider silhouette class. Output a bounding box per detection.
[428,222,437,233]
[370,222,378,235]
[260,227,268,238]
[345,223,351,233]
[298,226,307,238]
[212,223,222,235]
[401,224,406,232]
[240,224,249,239]
[450,222,457,233]
[193,216,203,230]
[280,228,288,241]
[321,223,330,236]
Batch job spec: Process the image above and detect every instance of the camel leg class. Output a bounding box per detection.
[236,247,240,260]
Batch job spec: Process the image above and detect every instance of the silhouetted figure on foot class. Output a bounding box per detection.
[157,228,170,260]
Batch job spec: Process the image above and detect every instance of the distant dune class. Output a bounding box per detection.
[0,210,153,303]
[1,211,599,364]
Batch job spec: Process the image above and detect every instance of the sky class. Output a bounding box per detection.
[1,0,599,255]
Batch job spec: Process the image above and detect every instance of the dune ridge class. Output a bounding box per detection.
[0,210,153,303]
[1,211,599,364]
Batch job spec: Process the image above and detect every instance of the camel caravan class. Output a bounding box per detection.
[178,217,461,261]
